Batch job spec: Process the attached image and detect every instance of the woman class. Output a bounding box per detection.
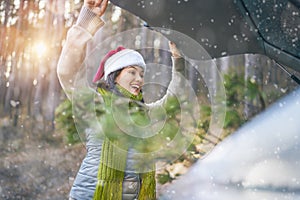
[57,0,184,199]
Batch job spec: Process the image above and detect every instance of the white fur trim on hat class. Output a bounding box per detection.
[104,49,146,80]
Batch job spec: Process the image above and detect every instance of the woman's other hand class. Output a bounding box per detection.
[84,0,109,16]
[168,41,182,58]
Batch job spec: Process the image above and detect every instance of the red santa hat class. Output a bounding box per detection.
[92,46,146,82]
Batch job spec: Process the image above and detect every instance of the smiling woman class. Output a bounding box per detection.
[115,66,145,96]
[57,0,198,200]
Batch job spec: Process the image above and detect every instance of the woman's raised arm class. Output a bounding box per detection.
[57,0,108,100]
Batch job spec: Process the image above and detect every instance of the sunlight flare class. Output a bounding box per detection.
[33,41,47,58]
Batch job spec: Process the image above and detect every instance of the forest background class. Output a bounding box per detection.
[0,0,299,199]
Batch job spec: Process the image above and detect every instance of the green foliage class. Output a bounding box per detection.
[198,105,211,131]
[97,91,182,153]
[55,99,80,145]
[224,109,243,128]
[157,170,175,184]
[157,71,268,185]
[224,73,244,108]
[54,73,268,185]
[223,73,266,131]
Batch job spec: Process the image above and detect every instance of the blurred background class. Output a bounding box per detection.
[0,0,299,199]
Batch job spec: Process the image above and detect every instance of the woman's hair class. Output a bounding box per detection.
[97,69,123,96]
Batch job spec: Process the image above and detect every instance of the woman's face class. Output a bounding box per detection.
[115,66,144,95]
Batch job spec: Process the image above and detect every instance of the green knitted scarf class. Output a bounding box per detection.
[93,85,156,200]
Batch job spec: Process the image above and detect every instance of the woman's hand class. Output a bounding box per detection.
[168,41,182,58]
[84,0,109,16]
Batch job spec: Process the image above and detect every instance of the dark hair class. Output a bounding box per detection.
[97,69,123,96]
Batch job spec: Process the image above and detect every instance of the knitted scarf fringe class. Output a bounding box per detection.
[139,171,156,200]
[92,138,156,200]
[93,138,125,200]
[93,180,123,200]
